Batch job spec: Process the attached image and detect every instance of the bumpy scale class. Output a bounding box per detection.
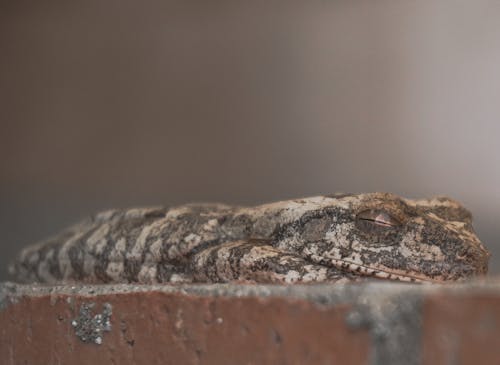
[10,193,490,284]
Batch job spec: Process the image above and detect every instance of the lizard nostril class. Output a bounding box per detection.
[456,245,490,275]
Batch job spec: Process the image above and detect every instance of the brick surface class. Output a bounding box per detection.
[1,282,500,365]
[422,291,500,365]
[0,286,370,365]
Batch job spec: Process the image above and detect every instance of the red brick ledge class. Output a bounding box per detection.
[1,280,500,365]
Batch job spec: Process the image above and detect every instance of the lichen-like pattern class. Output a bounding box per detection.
[71,302,112,344]
[9,193,490,284]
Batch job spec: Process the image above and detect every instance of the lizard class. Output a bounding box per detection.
[8,193,490,285]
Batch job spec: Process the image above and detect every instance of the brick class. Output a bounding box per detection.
[2,281,500,365]
[0,284,370,365]
[423,290,500,365]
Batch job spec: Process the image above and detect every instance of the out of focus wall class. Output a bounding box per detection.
[1,0,499,279]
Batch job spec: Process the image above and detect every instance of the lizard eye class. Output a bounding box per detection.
[355,209,401,232]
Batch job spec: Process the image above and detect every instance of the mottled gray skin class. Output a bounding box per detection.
[9,193,490,284]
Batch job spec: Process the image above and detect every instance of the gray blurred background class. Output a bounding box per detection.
[1,0,499,280]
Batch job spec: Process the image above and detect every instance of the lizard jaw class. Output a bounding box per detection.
[310,255,444,283]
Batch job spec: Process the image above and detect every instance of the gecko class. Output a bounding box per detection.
[9,193,490,284]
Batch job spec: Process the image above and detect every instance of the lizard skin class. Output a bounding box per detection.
[9,193,490,284]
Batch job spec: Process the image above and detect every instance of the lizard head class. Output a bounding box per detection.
[297,193,490,283]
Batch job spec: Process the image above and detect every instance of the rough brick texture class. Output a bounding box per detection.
[1,281,499,365]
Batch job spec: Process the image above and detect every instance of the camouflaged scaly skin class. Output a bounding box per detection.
[9,193,490,284]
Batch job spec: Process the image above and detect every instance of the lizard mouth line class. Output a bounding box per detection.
[310,255,444,283]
